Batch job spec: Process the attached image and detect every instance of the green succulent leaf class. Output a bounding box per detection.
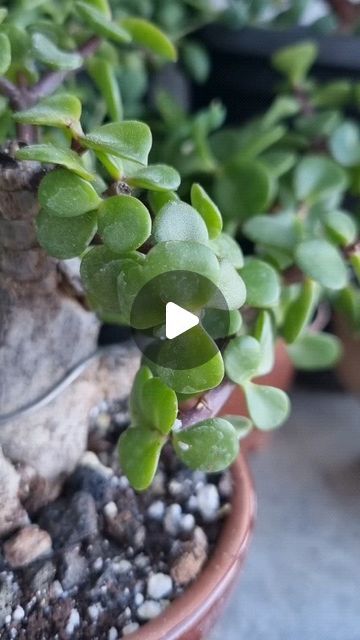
[146,241,219,286]
[81,121,152,165]
[127,164,181,192]
[294,155,348,205]
[130,365,153,421]
[209,233,244,269]
[0,8,8,24]
[272,41,317,86]
[190,183,222,239]
[202,308,242,339]
[118,428,165,491]
[222,415,253,440]
[120,17,177,62]
[253,310,275,376]
[208,260,246,311]
[173,418,239,473]
[330,121,360,167]
[149,190,179,214]
[39,169,101,217]
[16,144,94,181]
[241,259,280,308]
[214,159,273,220]
[98,195,151,253]
[36,208,97,259]
[260,150,297,178]
[243,382,290,431]
[0,33,11,74]
[323,210,358,247]
[14,94,82,130]
[87,58,123,121]
[32,33,82,70]
[140,378,178,435]
[282,279,317,344]
[76,1,131,44]
[84,0,111,16]
[288,331,342,370]
[243,212,300,252]
[295,239,348,290]
[224,336,262,384]
[152,201,208,244]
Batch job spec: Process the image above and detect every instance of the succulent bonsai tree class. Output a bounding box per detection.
[0,0,296,501]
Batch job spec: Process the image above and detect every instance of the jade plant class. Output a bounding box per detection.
[0,0,294,493]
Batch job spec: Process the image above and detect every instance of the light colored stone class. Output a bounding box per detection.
[196,484,220,521]
[123,622,140,635]
[147,500,165,520]
[164,504,182,535]
[4,525,52,568]
[0,447,29,537]
[113,559,131,574]
[108,627,118,640]
[147,573,173,600]
[104,501,118,519]
[181,513,195,532]
[12,606,25,622]
[171,527,208,587]
[65,608,80,635]
[137,600,163,620]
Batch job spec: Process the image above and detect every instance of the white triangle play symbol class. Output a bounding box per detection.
[165,302,199,340]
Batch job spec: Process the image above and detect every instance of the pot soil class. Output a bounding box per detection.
[0,400,255,640]
[220,339,294,453]
[333,313,360,395]
[194,25,360,123]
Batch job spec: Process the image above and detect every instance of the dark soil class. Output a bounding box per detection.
[0,400,233,640]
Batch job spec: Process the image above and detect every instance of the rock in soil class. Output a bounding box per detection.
[0,404,232,639]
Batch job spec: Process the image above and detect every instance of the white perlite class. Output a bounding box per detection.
[196,484,220,521]
[164,503,182,535]
[147,573,173,600]
[87,604,101,621]
[123,622,140,635]
[12,606,25,622]
[108,627,118,640]
[181,513,195,532]
[147,500,165,520]
[103,501,118,519]
[137,600,163,620]
[114,559,132,574]
[65,609,80,635]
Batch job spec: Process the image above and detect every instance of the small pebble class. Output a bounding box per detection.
[134,553,149,569]
[186,496,198,511]
[219,473,232,498]
[49,580,63,599]
[164,504,182,535]
[147,573,173,600]
[65,609,80,635]
[114,559,131,574]
[118,476,130,489]
[151,470,165,496]
[103,501,118,519]
[12,606,25,622]
[134,592,144,606]
[181,513,195,532]
[93,557,104,572]
[137,600,163,620]
[108,627,118,640]
[147,500,165,520]
[123,622,140,635]
[88,604,101,621]
[168,480,183,498]
[196,484,220,521]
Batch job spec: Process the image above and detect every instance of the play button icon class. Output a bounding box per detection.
[165,302,199,339]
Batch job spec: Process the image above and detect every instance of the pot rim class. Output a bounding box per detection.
[128,453,256,640]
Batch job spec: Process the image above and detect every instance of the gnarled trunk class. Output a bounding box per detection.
[0,146,139,535]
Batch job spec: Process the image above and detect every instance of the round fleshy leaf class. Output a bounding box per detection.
[32,33,82,70]
[294,155,348,205]
[214,159,273,220]
[36,208,97,259]
[253,310,275,376]
[209,233,244,269]
[330,121,360,167]
[149,190,179,214]
[288,332,342,370]
[140,378,178,435]
[145,241,219,286]
[118,428,165,491]
[282,279,317,344]
[243,382,290,431]
[224,336,262,384]
[16,144,94,180]
[152,201,208,244]
[39,169,101,217]
[82,121,152,165]
[0,33,11,74]
[173,418,239,473]
[241,259,280,308]
[13,94,82,129]
[88,58,123,122]
[190,183,222,239]
[222,415,253,440]
[120,17,177,61]
[98,195,151,253]
[208,260,246,311]
[295,239,348,290]
[243,212,300,252]
[202,308,242,339]
[272,41,317,86]
[128,164,180,192]
[76,1,131,43]
[323,210,357,247]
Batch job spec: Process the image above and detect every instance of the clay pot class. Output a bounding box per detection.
[333,314,360,395]
[220,339,294,453]
[129,454,255,640]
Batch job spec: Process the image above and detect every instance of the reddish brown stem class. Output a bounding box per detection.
[180,380,235,429]
[326,0,360,31]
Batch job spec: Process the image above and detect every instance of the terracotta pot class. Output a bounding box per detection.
[220,339,294,453]
[129,454,255,640]
[333,314,360,395]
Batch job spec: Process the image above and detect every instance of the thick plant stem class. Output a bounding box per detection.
[181,381,235,429]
